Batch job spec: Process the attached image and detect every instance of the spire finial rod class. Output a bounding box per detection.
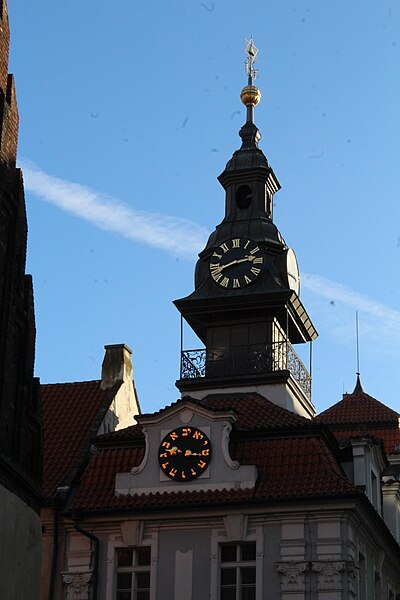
[356,310,360,376]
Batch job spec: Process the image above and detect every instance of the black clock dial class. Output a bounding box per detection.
[158,427,211,482]
[209,238,264,288]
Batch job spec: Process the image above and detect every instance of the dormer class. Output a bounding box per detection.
[350,436,386,513]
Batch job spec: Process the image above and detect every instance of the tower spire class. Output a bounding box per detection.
[174,38,318,416]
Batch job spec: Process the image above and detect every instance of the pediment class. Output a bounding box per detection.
[115,399,257,496]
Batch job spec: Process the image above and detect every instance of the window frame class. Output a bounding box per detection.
[106,535,158,600]
[219,541,257,600]
[210,526,263,600]
[115,547,151,600]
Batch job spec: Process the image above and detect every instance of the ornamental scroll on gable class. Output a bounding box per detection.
[115,399,257,496]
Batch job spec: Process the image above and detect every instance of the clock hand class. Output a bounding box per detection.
[235,254,256,264]
[211,255,256,275]
[212,259,238,274]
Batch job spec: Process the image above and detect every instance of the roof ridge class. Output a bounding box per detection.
[41,379,101,387]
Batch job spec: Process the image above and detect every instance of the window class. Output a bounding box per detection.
[219,542,256,600]
[236,185,252,210]
[115,547,151,600]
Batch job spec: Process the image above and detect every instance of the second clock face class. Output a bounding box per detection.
[209,238,264,289]
[158,427,211,481]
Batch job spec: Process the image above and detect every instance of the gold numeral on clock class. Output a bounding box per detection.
[198,460,207,469]
[193,431,204,440]
[244,275,252,284]
[213,273,222,282]
[250,246,260,255]
[233,279,240,288]
[212,252,222,259]
[220,243,229,253]
[251,267,261,276]
[210,263,221,272]
[244,240,250,249]
[253,257,263,264]
[221,277,229,287]
[169,468,177,477]
[232,238,240,248]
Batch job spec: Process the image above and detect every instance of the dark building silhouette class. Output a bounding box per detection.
[0,1,42,598]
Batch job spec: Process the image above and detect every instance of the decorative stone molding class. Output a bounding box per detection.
[130,427,149,474]
[62,572,93,600]
[120,520,143,546]
[178,409,194,424]
[312,560,358,596]
[276,561,309,593]
[312,560,345,591]
[347,562,358,598]
[222,422,239,469]
[373,547,385,574]
[223,514,248,542]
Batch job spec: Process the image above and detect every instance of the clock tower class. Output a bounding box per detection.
[174,39,318,418]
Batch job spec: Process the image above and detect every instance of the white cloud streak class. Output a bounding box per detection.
[302,273,400,353]
[21,161,209,259]
[21,162,400,356]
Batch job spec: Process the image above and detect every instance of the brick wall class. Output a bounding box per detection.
[0,0,41,510]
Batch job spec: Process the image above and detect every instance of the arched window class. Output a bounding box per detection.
[236,185,252,210]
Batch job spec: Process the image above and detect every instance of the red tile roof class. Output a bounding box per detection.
[332,429,400,455]
[316,383,400,455]
[41,380,120,499]
[72,432,357,512]
[202,393,310,430]
[316,390,399,426]
[96,422,143,442]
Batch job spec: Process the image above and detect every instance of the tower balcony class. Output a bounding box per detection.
[179,341,311,400]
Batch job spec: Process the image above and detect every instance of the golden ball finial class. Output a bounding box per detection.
[240,85,261,107]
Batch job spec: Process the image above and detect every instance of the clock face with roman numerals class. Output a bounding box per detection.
[209,238,264,289]
[158,427,212,481]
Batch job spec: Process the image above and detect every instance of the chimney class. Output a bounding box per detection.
[101,343,133,389]
[99,343,140,432]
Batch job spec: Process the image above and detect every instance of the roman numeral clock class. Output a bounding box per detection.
[210,238,263,289]
[174,37,317,403]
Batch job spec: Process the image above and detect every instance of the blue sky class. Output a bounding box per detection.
[8,0,400,413]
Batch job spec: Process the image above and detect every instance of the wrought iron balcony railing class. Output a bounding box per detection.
[180,341,311,399]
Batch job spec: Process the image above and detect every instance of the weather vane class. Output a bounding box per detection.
[240,36,261,123]
[244,36,259,81]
